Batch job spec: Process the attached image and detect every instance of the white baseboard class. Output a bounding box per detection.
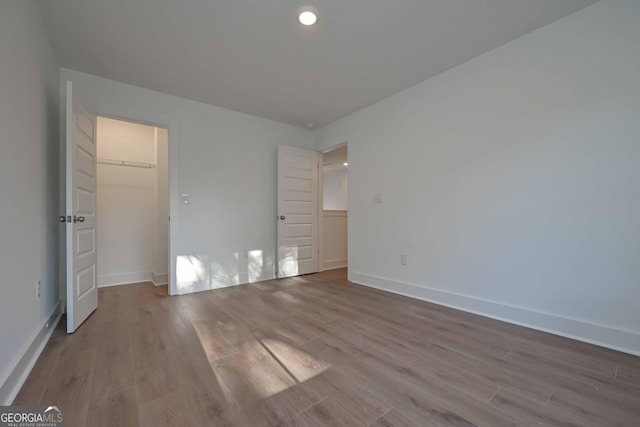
[350,271,640,356]
[323,258,348,271]
[0,300,63,405]
[98,272,153,287]
[152,272,168,286]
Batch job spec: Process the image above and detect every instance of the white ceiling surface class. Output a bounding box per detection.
[38,0,598,128]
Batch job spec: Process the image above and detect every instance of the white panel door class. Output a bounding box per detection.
[277,145,320,277]
[65,80,98,333]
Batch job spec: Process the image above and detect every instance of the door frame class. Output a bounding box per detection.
[95,113,179,295]
[318,141,348,273]
[95,114,175,294]
[60,94,180,302]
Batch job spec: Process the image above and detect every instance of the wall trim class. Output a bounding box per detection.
[349,271,640,356]
[98,271,153,287]
[152,272,168,286]
[323,259,348,271]
[0,300,63,405]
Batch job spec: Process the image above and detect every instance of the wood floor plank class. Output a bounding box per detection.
[363,340,500,402]
[298,396,363,427]
[489,387,595,427]
[370,409,419,427]
[13,323,67,405]
[512,339,618,378]
[138,389,196,427]
[130,316,180,403]
[16,268,640,426]
[547,387,640,426]
[212,353,304,426]
[462,312,640,370]
[86,387,140,427]
[237,344,324,413]
[304,367,391,425]
[429,330,513,360]
[339,350,518,427]
[191,320,239,362]
[282,314,375,357]
[161,327,241,426]
[355,349,517,426]
[507,347,617,382]
[616,365,640,386]
[435,336,640,419]
[505,348,640,400]
[269,290,341,323]
[40,346,96,427]
[410,338,553,404]
[89,319,135,400]
[300,338,360,368]
[190,295,255,346]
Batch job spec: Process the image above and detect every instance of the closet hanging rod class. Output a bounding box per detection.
[97,158,156,169]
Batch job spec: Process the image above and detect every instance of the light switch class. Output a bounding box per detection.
[182,193,190,204]
[374,193,382,204]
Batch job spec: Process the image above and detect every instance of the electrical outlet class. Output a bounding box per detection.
[374,193,383,204]
[242,249,249,259]
[36,280,41,299]
[400,254,407,266]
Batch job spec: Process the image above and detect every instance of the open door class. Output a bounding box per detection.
[277,145,320,278]
[63,81,98,333]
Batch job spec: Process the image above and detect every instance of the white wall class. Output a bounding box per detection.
[316,0,640,355]
[61,68,315,294]
[323,211,348,270]
[323,170,348,210]
[154,128,169,285]
[96,117,158,286]
[0,1,61,402]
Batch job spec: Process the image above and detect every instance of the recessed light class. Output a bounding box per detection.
[343,162,349,166]
[298,7,318,26]
[306,122,314,128]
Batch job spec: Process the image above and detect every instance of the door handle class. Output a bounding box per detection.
[279,215,286,220]
[73,215,85,223]
[59,216,69,223]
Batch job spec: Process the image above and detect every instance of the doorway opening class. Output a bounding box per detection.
[321,144,348,272]
[96,117,169,293]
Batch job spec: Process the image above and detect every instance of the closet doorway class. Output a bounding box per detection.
[321,144,348,271]
[96,117,169,291]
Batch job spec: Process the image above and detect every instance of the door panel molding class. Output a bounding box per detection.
[65,80,98,333]
[277,145,320,278]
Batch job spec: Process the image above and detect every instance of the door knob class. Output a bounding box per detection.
[73,215,85,223]
[59,216,68,223]
[279,215,286,220]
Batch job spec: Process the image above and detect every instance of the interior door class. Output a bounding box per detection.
[277,145,320,278]
[64,80,98,333]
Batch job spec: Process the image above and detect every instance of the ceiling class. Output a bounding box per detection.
[37,0,598,128]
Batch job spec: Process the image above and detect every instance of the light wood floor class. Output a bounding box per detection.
[15,268,640,426]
